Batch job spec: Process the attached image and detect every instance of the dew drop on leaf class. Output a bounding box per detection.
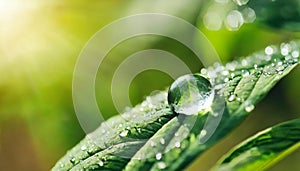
[168,74,214,115]
[265,46,274,55]
[245,104,255,112]
[59,163,64,168]
[98,160,104,167]
[70,157,76,164]
[157,162,167,169]
[228,94,236,102]
[174,141,181,148]
[292,51,299,58]
[80,145,87,151]
[119,130,129,137]
[156,153,162,160]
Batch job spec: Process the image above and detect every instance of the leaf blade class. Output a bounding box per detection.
[214,119,300,171]
[53,41,300,171]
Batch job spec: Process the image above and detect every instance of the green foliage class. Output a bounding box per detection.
[249,0,300,31]
[214,119,300,171]
[53,41,300,170]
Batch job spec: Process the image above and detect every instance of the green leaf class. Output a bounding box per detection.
[214,119,300,171]
[52,41,300,171]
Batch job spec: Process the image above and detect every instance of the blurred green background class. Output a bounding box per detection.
[0,0,299,170]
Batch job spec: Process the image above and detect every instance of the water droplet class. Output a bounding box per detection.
[276,65,285,72]
[225,10,244,31]
[199,130,207,138]
[245,103,255,112]
[136,127,142,134]
[281,43,291,56]
[160,138,165,145]
[168,74,214,115]
[292,51,299,58]
[98,160,104,167]
[254,64,258,69]
[119,130,129,137]
[201,68,208,75]
[175,141,181,148]
[150,141,156,147]
[81,145,87,151]
[222,70,229,76]
[157,162,167,169]
[242,70,250,77]
[175,132,179,137]
[70,157,76,164]
[224,78,230,83]
[265,46,274,55]
[241,59,248,66]
[156,153,162,160]
[59,163,64,168]
[228,94,236,102]
[233,0,249,6]
[230,73,235,78]
[285,55,292,61]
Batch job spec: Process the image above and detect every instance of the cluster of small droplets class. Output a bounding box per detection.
[122,91,168,118]
[200,41,299,113]
[202,0,256,31]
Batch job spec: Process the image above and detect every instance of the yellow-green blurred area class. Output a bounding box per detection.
[0,0,300,170]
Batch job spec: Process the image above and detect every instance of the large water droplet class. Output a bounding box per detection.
[168,74,214,115]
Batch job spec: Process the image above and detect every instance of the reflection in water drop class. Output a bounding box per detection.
[168,74,214,115]
[225,10,244,31]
